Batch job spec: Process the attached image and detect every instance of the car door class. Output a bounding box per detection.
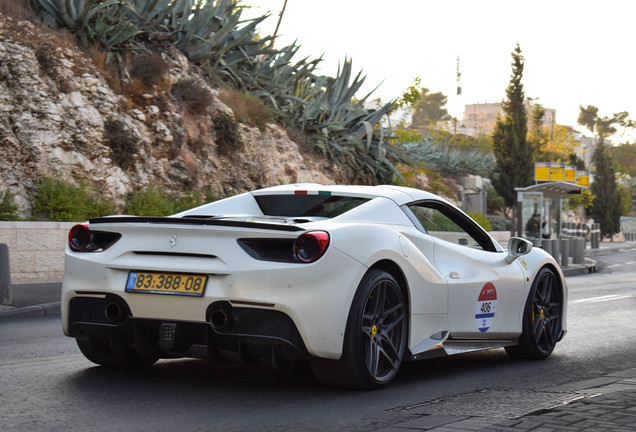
[405,201,527,339]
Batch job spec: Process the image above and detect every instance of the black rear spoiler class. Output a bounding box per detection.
[88,216,304,232]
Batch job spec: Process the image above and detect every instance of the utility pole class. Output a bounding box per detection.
[453,56,462,149]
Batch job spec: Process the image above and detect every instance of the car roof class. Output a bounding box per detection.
[251,184,442,206]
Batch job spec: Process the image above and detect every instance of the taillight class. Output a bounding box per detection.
[69,223,91,252]
[68,224,121,252]
[294,231,330,263]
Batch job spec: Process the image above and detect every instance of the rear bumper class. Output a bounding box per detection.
[68,295,310,365]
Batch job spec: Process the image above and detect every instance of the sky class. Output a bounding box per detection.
[243,0,636,143]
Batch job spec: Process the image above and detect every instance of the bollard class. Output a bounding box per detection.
[594,223,601,248]
[551,238,560,261]
[541,239,552,255]
[560,238,570,267]
[573,237,585,264]
[0,243,11,305]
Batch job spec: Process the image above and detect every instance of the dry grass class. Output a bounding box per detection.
[130,51,169,86]
[0,0,37,21]
[171,78,213,116]
[219,88,273,132]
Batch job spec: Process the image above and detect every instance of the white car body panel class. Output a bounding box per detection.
[62,183,567,373]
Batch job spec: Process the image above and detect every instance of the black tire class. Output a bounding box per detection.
[76,336,158,368]
[505,267,563,360]
[311,269,408,389]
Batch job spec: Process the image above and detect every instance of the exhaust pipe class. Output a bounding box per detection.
[104,302,126,323]
[210,309,231,331]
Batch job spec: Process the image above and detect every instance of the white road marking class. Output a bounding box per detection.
[570,294,634,304]
[607,264,620,268]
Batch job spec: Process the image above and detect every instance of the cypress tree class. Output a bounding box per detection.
[492,44,534,210]
[591,143,621,239]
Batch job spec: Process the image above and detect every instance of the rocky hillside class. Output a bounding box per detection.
[0,15,346,217]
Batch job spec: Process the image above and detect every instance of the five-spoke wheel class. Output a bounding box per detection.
[311,269,408,389]
[506,267,563,360]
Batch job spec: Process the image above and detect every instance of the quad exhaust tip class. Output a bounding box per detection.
[104,302,126,323]
[210,309,232,331]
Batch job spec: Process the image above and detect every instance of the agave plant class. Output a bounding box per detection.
[402,137,496,177]
[31,0,140,55]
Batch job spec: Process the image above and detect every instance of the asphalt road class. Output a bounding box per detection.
[1,249,635,432]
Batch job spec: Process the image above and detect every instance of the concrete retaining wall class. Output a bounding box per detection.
[0,222,76,282]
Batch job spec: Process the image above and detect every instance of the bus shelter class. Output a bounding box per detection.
[515,182,584,240]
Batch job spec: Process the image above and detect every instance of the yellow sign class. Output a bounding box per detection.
[565,166,576,182]
[550,162,565,181]
[576,170,590,187]
[534,162,550,181]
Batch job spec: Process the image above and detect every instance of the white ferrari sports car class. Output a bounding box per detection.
[62,184,567,389]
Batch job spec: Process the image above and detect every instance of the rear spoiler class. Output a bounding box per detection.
[88,216,304,232]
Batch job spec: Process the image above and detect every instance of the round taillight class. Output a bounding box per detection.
[294,231,330,263]
[69,224,91,252]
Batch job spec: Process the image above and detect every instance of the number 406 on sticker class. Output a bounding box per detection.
[475,282,497,332]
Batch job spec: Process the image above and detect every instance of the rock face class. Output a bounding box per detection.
[0,16,343,217]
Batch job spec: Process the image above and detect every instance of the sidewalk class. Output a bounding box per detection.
[377,368,636,431]
[0,281,61,319]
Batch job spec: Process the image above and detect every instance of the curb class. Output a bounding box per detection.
[0,301,60,320]
[560,257,597,276]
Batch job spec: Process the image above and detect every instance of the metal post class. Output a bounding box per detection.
[0,243,11,305]
[560,238,569,267]
[551,238,560,261]
[542,239,552,255]
[593,223,601,248]
[573,237,585,264]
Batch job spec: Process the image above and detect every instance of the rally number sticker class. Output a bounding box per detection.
[475,282,497,332]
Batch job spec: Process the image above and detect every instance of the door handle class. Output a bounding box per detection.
[450,271,460,279]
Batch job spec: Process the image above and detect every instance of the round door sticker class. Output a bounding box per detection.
[475,282,497,332]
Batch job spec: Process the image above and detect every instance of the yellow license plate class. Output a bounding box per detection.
[125,271,207,297]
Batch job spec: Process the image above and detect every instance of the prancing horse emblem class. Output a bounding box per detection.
[169,235,178,248]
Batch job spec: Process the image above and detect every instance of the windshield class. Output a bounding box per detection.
[254,195,370,218]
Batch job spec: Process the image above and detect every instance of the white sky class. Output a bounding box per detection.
[243,0,636,142]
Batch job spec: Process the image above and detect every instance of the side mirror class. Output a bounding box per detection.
[505,237,532,264]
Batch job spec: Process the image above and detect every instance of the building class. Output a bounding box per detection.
[461,101,556,136]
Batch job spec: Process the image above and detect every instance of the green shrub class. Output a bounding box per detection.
[0,189,20,220]
[125,187,220,216]
[486,187,505,214]
[469,212,492,231]
[124,187,175,216]
[30,178,115,221]
[487,215,512,231]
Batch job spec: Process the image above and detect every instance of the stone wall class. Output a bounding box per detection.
[0,221,75,282]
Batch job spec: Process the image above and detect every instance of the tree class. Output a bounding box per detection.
[612,143,636,177]
[491,44,533,213]
[393,78,449,127]
[528,104,548,160]
[591,143,621,238]
[411,89,449,127]
[577,105,634,239]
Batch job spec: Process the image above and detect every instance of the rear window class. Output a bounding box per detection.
[255,195,370,218]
